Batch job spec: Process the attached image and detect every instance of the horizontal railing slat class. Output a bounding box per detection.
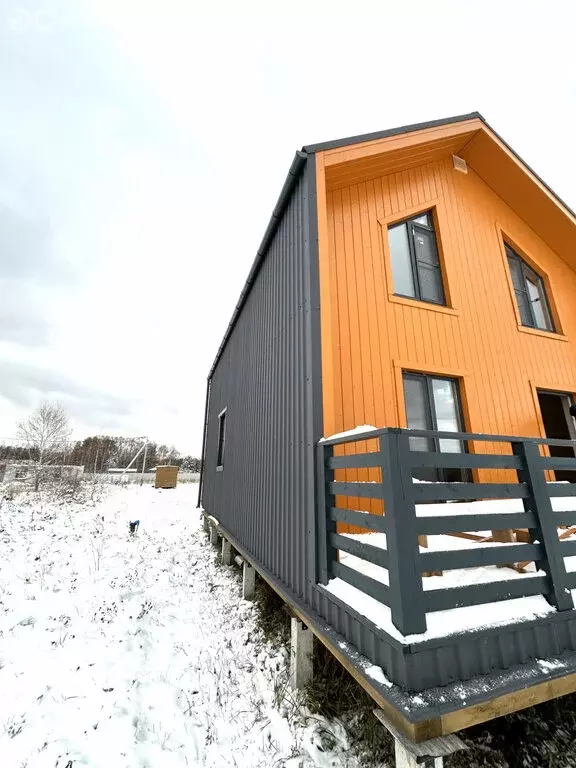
[554,511,576,526]
[418,511,536,535]
[420,542,542,572]
[328,453,382,469]
[396,428,576,448]
[332,562,390,606]
[319,429,576,450]
[329,507,387,532]
[328,481,384,499]
[564,573,576,590]
[547,484,576,498]
[330,533,388,569]
[409,451,522,470]
[412,482,528,502]
[405,428,518,443]
[424,575,549,612]
[560,539,576,557]
[539,456,576,470]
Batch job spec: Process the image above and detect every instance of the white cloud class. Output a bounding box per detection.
[0,0,574,452]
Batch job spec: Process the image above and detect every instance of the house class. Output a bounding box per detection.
[199,113,576,741]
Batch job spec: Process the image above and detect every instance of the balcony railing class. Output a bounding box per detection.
[316,427,576,636]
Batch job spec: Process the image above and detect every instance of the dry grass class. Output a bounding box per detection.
[251,579,290,650]
[250,578,392,766]
[447,695,576,768]
[250,578,576,767]
[304,641,393,766]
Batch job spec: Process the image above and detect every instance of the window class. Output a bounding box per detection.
[506,244,555,332]
[388,211,446,305]
[402,372,469,482]
[216,409,227,470]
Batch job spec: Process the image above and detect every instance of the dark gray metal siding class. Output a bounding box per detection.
[200,147,576,699]
[202,158,319,601]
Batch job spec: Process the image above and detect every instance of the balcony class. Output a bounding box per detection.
[316,427,576,642]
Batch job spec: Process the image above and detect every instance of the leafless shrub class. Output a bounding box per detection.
[17,402,72,491]
[89,515,108,572]
[4,715,25,739]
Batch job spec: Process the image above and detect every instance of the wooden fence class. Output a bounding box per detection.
[316,428,576,635]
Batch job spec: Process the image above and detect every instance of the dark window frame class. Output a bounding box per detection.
[402,371,470,483]
[537,388,576,441]
[388,210,447,306]
[216,408,227,471]
[505,243,555,332]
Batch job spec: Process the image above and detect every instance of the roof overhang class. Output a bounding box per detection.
[309,115,576,270]
[207,114,575,382]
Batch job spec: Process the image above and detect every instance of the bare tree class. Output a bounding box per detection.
[17,402,72,490]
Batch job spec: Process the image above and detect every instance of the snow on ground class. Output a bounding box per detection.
[0,484,359,768]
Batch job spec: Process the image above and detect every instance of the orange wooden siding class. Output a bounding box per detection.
[317,154,576,525]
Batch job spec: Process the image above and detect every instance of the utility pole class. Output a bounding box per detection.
[140,440,148,486]
[119,436,148,480]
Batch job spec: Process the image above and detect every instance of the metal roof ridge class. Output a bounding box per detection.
[301,112,485,154]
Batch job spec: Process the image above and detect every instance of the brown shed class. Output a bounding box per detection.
[154,465,178,489]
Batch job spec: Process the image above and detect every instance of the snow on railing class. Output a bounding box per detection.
[316,427,576,637]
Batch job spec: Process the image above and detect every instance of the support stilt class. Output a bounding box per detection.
[209,524,219,546]
[242,562,256,600]
[221,538,232,565]
[374,709,466,768]
[395,741,443,768]
[203,515,209,533]
[290,617,313,689]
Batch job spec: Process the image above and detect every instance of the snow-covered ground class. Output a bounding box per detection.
[99,472,200,485]
[0,484,359,768]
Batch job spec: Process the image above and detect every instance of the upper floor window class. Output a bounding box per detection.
[505,244,555,332]
[388,211,446,305]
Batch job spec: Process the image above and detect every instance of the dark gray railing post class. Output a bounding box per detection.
[380,429,427,635]
[316,442,337,585]
[512,440,573,611]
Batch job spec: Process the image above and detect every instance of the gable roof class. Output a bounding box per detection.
[304,112,575,223]
[208,114,575,379]
[302,112,483,154]
[306,113,576,222]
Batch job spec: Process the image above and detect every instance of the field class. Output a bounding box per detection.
[3,481,576,767]
[0,482,358,767]
[99,472,200,485]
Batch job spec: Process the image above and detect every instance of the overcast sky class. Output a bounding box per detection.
[0,0,574,453]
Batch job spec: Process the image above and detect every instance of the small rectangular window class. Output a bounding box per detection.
[505,244,555,332]
[388,211,446,305]
[216,409,226,469]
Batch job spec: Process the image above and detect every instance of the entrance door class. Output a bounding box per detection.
[403,373,470,482]
[537,391,576,482]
